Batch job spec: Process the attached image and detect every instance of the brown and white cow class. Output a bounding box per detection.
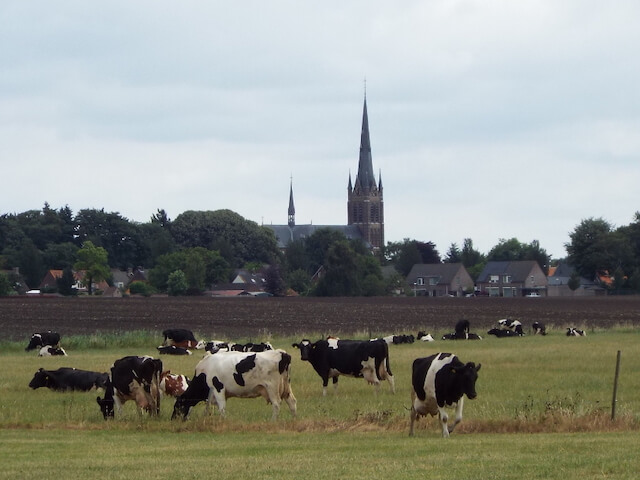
[409,352,481,438]
[172,349,296,421]
[160,371,190,397]
[96,355,163,419]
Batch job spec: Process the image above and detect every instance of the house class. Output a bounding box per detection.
[475,261,548,297]
[406,263,474,297]
[38,269,84,293]
[546,262,603,296]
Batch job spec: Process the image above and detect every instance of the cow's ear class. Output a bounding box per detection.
[476,363,482,372]
[291,343,299,349]
[38,368,44,372]
[96,396,102,404]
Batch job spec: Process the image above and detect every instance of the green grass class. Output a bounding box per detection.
[1,329,639,479]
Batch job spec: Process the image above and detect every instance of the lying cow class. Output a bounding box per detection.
[498,318,524,335]
[487,328,520,338]
[96,355,163,419]
[29,367,109,391]
[566,327,586,337]
[157,345,192,355]
[532,322,547,335]
[230,342,273,353]
[162,328,205,349]
[26,331,61,351]
[172,349,297,420]
[292,338,395,396]
[417,331,435,342]
[409,352,481,438]
[442,332,482,340]
[205,341,233,353]
[160,371,190,397]
[38,346,67,356]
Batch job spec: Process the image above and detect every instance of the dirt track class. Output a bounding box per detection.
[2,295,639,342]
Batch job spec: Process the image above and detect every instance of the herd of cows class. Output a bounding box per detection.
[24,320,586,437]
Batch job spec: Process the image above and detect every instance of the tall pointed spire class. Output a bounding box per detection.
[355,94,376,192]
[287,176,295,227]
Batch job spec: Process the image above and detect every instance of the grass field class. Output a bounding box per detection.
[1,329,639,479]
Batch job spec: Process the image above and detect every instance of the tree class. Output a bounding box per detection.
[567,271,581,291]
[287,268,310,295]
[444,243,462,263]
[313,240,359,296]
[0,272,12,296]
[74,241,110,295]
[487,237,549,272]
[148,248,231,293]
[566,218,626,279]
[167,270,188,296]
[264,264,286,296]
[56,267,77,296]
[395,241,422,277]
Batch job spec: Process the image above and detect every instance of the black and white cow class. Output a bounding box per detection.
[204,341,233,353]
[566,327,586,337]
[442,332,482,340]
[38,345,67,356]
[532,322,547,335]
[417,331,435,342]
[96,355,163,419]
[455,319,470,336]
[29,367,109,391]
[157,345,192,355]
[292,338,395,396]
[409,352,481,438]
[498,318,524,335]
[487,328,520,338]
[172,349,297,420]
[230,342,274,353]
[26,331,61,351]
[162,329,205,350]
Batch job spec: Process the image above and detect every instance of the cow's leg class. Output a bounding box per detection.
[284,390,297,417]
[387,374,396,394]
[409,405,418,436]
[438,408,450,438]
[332,376,339,394]
[113,395,124,416]
[448,398,464,434]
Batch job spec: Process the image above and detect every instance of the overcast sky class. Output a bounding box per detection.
[2,1,639,259]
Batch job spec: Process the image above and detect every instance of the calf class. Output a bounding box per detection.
[26,331,60,351]
[162,328,205,349]
[172,349,297,420]
[160,371,190,397]
[29,367,108,391]
[566,327,586,337]
[292,338,395,396]
[409,352,481,438]
[157,345,192,355]
[532,322,547,335]
[96,355,163,419]
[38,345,67,356]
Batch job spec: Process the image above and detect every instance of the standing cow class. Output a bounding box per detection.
[292,338,395,396]
[96,355,163,419]
[409,352,481,438]
[172,349,297,420]
[26,331,61,351]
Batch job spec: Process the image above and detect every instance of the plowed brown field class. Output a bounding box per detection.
[2,295,639,341]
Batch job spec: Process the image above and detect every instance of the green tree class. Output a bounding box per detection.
[567,271,581,291]
[444,243,462,263]
[56,267,77,296]
[0,272,12,296]
[149,248,230,293]
[287,268,310,295]
[314,240,359,296]
[167,270,188,296]
[128,280,155,297]
[264,264,286,296]
[74,241,110,295]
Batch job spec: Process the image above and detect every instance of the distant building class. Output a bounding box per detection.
[266,95,384,252]
[476,261,548,297]
[406,263,474,297]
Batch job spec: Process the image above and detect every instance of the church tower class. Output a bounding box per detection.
[287,177,295,227]
[348,95,384,250]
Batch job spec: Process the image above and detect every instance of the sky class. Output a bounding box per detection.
[2,1,639,259]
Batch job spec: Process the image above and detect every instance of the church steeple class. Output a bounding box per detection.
[287,177,295,227]
[354,97,377,192]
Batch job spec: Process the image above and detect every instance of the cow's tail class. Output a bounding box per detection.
[152,359,162,415]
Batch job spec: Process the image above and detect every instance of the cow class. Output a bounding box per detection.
[205,341,233,353]
[172,349,297,421]
[38,346,67,356]
[442,332,482,340]
[292,338,395,396]
[532,321,547,335]
[455,319,470,336]
[417,331,435,342]
[157,345,192,355]
[498,318,524,335]
[230,342,274,353]
[372,334,414,345]
[566,327,586,337]
[487,328,520,338]
[29,367,109,392]
[409,352,481,438]
[96,355,163,419]
[26,331,60,351]
[162,328,205,350]
[159,371,190,397]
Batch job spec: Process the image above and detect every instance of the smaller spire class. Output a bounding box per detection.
[288,176,295,227]
[348,170,353,191]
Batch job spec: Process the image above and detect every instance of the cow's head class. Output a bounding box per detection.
[28,368,48,389]
[25,334,42,351]
[96,396,115,419]
[171,373,209,420]
[454,362,481,400]
[291,339,314,361]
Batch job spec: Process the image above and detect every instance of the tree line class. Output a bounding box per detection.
[1,204,639,296]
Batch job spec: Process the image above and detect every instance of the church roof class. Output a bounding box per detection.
[267,224,365,249]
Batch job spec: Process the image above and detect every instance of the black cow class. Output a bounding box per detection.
[26,331,61,351]
[566,327,586,337]
[532,322,547,335]
[29,367,109,391]
[292,338,395,396]
[409,352,481,438]
[455,319,470,336]
[230,342,273,353]
[487,328,520,338]
[162,329,204,349]
[157,345,192,355]
[96,355,163,419]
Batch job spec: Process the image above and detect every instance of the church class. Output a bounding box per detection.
[266,96,384,252]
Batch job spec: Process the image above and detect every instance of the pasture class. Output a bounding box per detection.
[1,328,639,479]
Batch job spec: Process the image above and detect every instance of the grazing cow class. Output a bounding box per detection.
[487,328,520,338]
[162,328,205,349]
[498,318,524,335]
[159,371,190,397]
[532,322,547,335]
[38,346,67,356]
[409,352,481,438]
[96,355,163,419]
[230,342,274,353]
[566,327,586,337]
[292,338,395,396]
[417,331,435,342]
[455,319,470,336]
[172,349,297,420]
[26,331,61,351]
[29,367,108,391]
[157,345,192,355]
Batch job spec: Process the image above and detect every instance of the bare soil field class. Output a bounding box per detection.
[1,295,639,341]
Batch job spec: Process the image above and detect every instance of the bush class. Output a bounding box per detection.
[128,281,155,297]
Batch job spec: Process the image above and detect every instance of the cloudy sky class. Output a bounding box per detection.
[2,1,639,259]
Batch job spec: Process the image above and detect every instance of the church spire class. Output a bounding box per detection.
[287,176,295,227]
[355,95,376,192]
